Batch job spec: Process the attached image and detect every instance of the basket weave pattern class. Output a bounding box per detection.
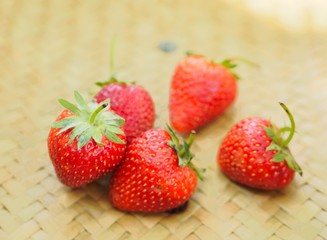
[0,1,326,239]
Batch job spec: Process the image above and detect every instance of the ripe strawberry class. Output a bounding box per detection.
[169,53,238,133]
[217,103,302,190]
[94,79,155,143]
[108,125,204,213]
[47,91,127,188]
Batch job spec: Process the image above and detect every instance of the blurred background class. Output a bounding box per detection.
[239,0,327,33]
[0,1,326,239]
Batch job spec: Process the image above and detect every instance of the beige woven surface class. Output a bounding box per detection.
[1,1,327,239]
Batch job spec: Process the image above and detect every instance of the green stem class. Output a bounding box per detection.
[227,57,260,69]
[189,163,205,181]
[188,131,195,147]
[166,124,180,149]
[279,102,296,147]
[109,36,117,76]
[185,51,203,57]
[90,103,108,124]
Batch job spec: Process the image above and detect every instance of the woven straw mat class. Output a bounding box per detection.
[1,1,327,240]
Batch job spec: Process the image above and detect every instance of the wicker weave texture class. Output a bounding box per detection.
[0,1,327,239]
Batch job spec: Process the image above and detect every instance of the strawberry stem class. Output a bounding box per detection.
[96,37,136,88]
[89,103,109,124]
[185,51,202,57]
[187,131,195,147]
[265,103,303,176]
[189,163,205,181]
[224,57,260,69]
[279,102,295,147]
[96,36,120,87]
[166,125,205,180]
[109,36,117,78]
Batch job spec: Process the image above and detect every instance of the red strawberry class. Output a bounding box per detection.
[94,79,155,143]
[108,125,204,213]
[169,53,238,133]
[217,103,302,190]
[47,91,127,188]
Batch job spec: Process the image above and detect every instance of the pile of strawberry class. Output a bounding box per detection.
[47,52,302,214]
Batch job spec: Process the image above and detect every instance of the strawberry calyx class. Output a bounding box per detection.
[220,59,240,80]
[166,125,205,180]
[52,91,125,149]
[221,57,260,80]
[220,59,238,69]
[265,102,303,176]
[96,77,136,88]
[185,51,203,57]
[185,51,240,80]
[96,78,122,87]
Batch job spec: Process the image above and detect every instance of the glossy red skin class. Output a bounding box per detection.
[169,55,237,133]
[95,83,155,143]
[218,117,295,190]
[108,129,197,213]
[47,109,127,188]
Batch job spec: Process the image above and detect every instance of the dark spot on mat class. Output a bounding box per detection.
[158,41,177,53]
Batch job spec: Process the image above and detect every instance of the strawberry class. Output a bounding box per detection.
[169,53,238,133]
[94,79,155,143]
[217,103,302,190]
[47,91,127,188]
[94,38,155,142]
[108,125,204,213]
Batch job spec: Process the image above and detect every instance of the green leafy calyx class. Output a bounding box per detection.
[265,102,303,176]
[185,51,240,80]
[166,125,205,180]
[220,59,240,80]
[53,91,125,149]
[221,57,260,80]
[185,51,203,57]
[96,77,121,87]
